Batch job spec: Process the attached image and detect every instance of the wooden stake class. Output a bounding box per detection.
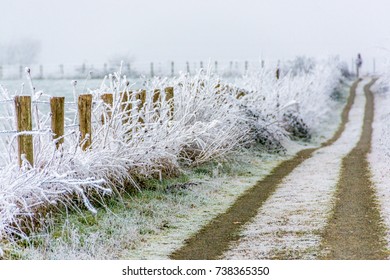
[165,87,174,120]
[15,96,33,167]
[150,62,154,77]
[153,89,160,108]
[50,97,65,149]
[137,90,146,123]
[101,93,113,124]
[120,91,132,124]
[78,94,92,150]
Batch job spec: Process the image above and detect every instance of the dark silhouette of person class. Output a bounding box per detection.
[356,53,363,77]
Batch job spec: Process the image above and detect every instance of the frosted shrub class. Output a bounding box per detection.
[235,57,342,147]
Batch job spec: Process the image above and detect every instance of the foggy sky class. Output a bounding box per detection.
[1,0,390,66]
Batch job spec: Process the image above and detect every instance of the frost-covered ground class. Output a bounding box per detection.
[16,151,285,259]
[369,75,390,252]
[16,82,349,260]
[0,57,346,258]
[224,79,368,259]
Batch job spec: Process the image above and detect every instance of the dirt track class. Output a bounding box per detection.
[170,80,363,260]
[319,79,388,259]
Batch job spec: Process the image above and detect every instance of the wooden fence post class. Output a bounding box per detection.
[59,64,64,79]
[78,94,92,150]
[165,87,174,120]
[15,96,33,167]
[171,61,174,77]
[150,62,154,77]
[120,91,132,124]
[101,93,113,124]
[50,97,65,149]
[126,63,131,76]
[39,65,43,79]
[137,90,146,123]
[153,89,160,108]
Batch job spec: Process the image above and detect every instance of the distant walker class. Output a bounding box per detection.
[356,53,363,78]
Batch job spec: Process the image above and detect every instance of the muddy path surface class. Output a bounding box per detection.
[320,79,388,259]
[170,80,361,260]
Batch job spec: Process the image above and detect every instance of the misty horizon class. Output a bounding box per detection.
[1,0,390,69]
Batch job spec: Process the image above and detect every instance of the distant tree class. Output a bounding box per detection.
[0,38,41,65]
[285,56,316,76]
[107,52,136,76]
[108,53,134,66]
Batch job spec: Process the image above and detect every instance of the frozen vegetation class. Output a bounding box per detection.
[0,57,346,258]
[369,68,390,252]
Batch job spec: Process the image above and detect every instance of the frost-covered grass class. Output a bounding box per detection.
[369,70,390,254]
[7,149,285,259]
[0,57,345,258]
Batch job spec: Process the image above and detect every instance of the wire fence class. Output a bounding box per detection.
[0,60,277,80]
[0,84,179,168]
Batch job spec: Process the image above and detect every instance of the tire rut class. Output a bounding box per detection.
[320,79,388,259]
[170,80,360,260]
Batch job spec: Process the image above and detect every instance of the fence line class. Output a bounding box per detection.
[1,80,252,168]
[0,60,261,80]
[0,86,178,167]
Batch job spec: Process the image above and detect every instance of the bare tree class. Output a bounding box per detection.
[0,38,41,64]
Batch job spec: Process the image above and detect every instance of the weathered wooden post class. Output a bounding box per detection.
[171,61,174,77]
[78,94,92,150]
[101,93,113,124]
[50,97,65,149]
[119,91,132,124]
[15,96,33,167]
[137,90,146,123]
[153,89,160,108]
[245,61,248,72]
[81,63,86,75]
[186,61,190,74]
[59,64,64,79]
[165,87,174,120]
[150,62,154,77]
[39,65,43,79]
[126,63,131,76]
[276,67,280,80]
[152,89,161,120]
[200,61,203,69]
